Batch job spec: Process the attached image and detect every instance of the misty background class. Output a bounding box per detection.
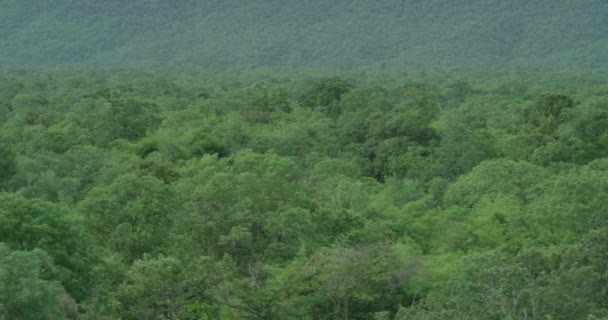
[2,0,608,68]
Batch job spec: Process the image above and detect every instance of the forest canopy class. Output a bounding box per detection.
[2,68,608,319]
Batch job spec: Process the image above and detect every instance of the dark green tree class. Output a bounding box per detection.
[0,143,17,189]
[299,77,353,117]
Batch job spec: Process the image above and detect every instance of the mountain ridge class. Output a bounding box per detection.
[2,0,608,68]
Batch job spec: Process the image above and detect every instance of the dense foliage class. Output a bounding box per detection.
[2,0,608,68]
[2,67,608,319]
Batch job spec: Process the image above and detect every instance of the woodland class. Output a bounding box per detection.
[2,67,608,319]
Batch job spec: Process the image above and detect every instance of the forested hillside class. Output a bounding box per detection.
[2,0,608,68]
[2,68,608,319]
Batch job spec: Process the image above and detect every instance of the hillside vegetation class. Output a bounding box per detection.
[2,68,608,319]
[2,0,608,68]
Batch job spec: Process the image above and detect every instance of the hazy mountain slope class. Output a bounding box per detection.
[2,0,608,68]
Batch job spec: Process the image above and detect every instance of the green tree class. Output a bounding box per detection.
[118,254,219,320]
[435,107,496,179]
[412,248,601,320]
[0,143,17,189]
[566,98,608,163]
[510,93,576,163]
[285,244,418,320]
[299,77,353,118]
[0,244,68,320]
[82,88,162,144]
[528,162,608,243]
[79,174,177,262]
[175,150,309,264]
[0,78,24,112]
[237,83,290,123]
[444,159,548,208]
[0,193,94,300]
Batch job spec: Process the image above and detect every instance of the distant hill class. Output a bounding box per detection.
[2,0,608,68]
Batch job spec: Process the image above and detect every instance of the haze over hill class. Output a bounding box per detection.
[2,0,608,68]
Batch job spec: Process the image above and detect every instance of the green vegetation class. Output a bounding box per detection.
[2,0,608,68]
[1,67,608,319]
